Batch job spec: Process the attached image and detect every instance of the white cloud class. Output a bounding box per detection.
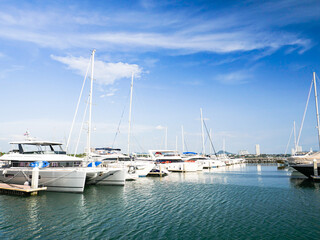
[51,55,142,85]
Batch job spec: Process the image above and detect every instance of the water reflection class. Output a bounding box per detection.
[1,164,320,240]
[290,178,320,190]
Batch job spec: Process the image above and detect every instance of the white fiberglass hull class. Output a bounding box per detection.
[134,162,155,177]
[86,168,126,186]
[197,160,213,169]
[0,168,86,193]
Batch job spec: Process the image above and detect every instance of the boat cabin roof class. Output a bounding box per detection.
[9,141,63,146]
[95,147,121,151]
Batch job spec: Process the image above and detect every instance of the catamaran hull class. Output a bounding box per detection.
[86,168,125,186]
[0,168,86,193]
[135,163,155,177]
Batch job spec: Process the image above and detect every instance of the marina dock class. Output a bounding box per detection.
[0,183,47,196]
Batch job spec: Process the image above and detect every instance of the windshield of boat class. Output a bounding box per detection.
[10,144,65,154]
[155,151,179,157]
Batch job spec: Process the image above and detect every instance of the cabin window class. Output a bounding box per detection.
[50,162,59,167]
[29,175,41,179]
[4,174,14,178]
[74,162,81,167]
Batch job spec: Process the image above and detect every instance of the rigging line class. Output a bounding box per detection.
[111,88,131,148]
[203,120,217,156]
[132,134,145,153]
[296,78,313,150]
[316,72,320,85]
[74,95,90,156]
[1,170,24,183]
[66,55,92,152]
[184,136,189,152]
[40,169,79,185]
[184,140,189,153]
[285,124,294,155]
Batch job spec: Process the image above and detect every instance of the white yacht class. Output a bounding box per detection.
[0,141,87,193]
[149,150,198,172]
[92,147,154,179]
[208,155,227,167]
[181,152,205,171]
[132,152,168,176]
[0,141,126,192]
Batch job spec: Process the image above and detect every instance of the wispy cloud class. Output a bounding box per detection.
[180,80,202,86]
[0,65,24,79]
[51,55,142,85]
[216,70,252,85]
[100,87,118,98]
[0,1,317,56]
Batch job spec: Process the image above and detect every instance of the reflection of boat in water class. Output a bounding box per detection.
[290,176,320,189]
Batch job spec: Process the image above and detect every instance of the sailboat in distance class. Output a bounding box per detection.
[288,72,320,166]
[291,72,320,178]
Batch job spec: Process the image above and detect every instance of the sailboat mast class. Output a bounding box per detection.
[209,129,212,154]
[165,127,168,150]
[293,121,297,153]
[181,125,185,153]
[200,108,205,155]
[127,73,134,155]
[313,72,320,150]
[175,135,178,152]
[87,49,95,159]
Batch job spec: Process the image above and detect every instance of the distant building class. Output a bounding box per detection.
[238,150,249,155]
[255,144,260,156]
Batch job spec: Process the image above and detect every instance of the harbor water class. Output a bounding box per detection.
[0,164,320,239]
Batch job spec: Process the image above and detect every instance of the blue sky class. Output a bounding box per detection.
[0,0,320,154]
